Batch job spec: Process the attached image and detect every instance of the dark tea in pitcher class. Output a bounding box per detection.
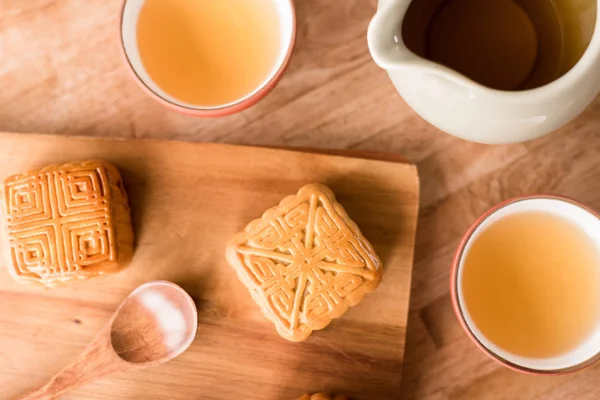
[402,0,596,90]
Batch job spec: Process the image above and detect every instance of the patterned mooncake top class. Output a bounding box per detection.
[1,161,133,286]
[227,183,382,342]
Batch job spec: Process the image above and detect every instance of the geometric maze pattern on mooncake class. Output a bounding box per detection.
[226,184,383,342]
[1,161,134,286]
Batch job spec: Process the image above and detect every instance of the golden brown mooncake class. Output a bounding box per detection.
[1,161,133,286]
[226,183,383,342]
[295,394,349,400]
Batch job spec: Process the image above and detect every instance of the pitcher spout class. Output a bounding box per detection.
[368,0,416,70]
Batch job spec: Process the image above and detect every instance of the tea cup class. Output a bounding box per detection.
[120,0,296,117]
[452,195,600,373]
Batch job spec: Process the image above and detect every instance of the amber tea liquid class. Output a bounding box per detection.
[136,0,281,107]
[462,211,600,358]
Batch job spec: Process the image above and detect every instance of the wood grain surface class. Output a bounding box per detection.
[2,0,600,399]
[0,133,419,400]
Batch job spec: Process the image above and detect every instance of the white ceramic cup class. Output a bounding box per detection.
[452,195,600,374]
[119,0,296,117]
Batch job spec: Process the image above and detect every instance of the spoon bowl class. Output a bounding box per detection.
[110,281,198,365]
[19,281,198,400]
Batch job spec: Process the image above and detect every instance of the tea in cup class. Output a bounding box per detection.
[120,0,296,117]
[452,196,600,373]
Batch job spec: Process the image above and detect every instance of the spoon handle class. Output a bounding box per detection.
[18,329,127,400]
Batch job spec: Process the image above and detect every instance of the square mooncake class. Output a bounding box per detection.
[1,161,134,286]
[226,183,383,342]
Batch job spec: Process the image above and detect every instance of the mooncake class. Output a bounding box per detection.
[295,394,349,400]
[1,161,134,286]
[226,183,382,342]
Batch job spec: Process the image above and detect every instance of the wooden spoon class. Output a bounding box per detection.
[20,281,198,400]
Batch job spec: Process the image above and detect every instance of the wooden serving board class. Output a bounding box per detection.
[0,132,419,400]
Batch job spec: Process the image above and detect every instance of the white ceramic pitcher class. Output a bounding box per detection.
[368,0,600,144]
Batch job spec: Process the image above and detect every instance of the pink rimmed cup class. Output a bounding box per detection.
[451,195,600,374]
[119,0,296,117]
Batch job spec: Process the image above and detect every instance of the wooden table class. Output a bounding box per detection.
[2,0,600,399]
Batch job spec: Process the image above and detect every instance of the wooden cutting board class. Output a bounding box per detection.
[0,132,419,400]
